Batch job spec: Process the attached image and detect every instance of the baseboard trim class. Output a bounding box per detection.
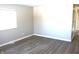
[0,34,71,47]
[33,34,71,42]
[0,34,33,47]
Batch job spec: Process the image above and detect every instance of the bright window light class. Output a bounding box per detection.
[0,8,17,30]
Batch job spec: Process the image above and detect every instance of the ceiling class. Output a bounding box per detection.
[0,0,40,6]
[0,0,78,6]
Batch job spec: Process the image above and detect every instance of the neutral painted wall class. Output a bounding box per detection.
[34,0,73,42]
[0,4,33,44]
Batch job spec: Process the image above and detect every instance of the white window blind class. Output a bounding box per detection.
[0,8,17,30]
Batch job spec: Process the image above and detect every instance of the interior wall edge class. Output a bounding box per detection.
[33,34,71,42]
[0,34,34,47]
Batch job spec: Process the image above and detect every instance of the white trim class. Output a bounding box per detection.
[0,34,33,47]
[33,34,71,42]
[0,34,71,47]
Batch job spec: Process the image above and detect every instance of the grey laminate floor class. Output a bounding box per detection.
[0,35,79,54]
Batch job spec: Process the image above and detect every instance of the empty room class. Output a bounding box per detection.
[0,0,79,54]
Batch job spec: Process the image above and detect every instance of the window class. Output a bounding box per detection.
[0,8,17,30]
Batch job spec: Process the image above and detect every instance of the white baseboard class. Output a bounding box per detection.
[0,34,33,47]
[33,34,71,42]
[0,34,71,47]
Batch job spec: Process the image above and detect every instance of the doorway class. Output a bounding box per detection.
[73,4,79,38]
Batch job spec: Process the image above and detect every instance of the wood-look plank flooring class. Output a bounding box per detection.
[0,35,79,54]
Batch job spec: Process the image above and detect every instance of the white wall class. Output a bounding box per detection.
[0,4,33,44]
[34,0,73,42]
[73,0,79,4]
